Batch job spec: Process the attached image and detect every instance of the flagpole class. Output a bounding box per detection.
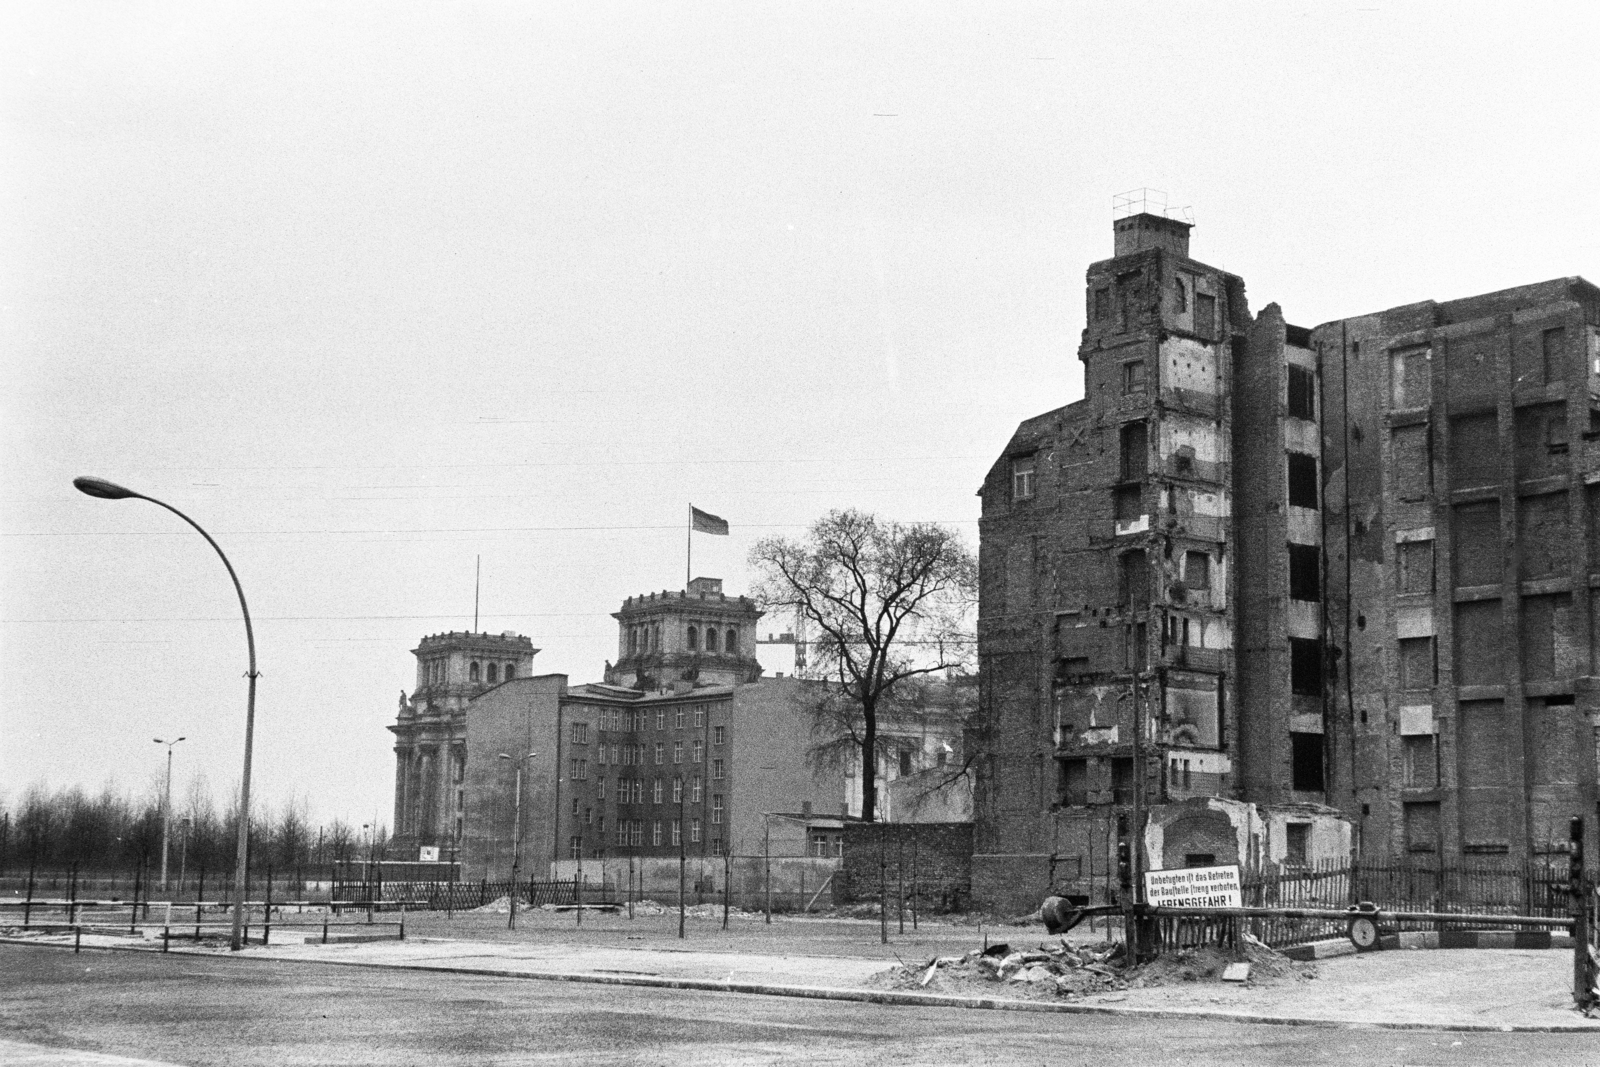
[686,505,692,592]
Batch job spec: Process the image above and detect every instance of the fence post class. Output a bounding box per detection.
[24,859,35,928]
[897,828,905,935]
[878,824,888,945]
[131,860,142,934]
[68,862,78,927]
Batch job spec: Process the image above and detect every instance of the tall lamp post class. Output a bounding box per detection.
[73,476,259,952]
[153,736,187,892]
[498,751,537,930]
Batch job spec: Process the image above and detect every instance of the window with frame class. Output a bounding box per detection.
[690,818,702,843]
[632,780,644,804]
[652,778,663,804]
[1122,359,1147,395]
[712,838,725,856]
[652,821,662,846]
[597,777,605,801]
[671,820,681,846]
[569,758,580,780]
[631,821,643,846]
[1285,823,1310,866]
[712,794,723,824]
[693,740,704,763]
[675,708,685,729]
[692,777,703,803]
[654,742,664,764]
[569,836,582,859]
[673,740,684,764]
[572,721,588,744]
[672,777,682,803]
[712,758,725,780]
[1543,327,1566,382]
[1011,454,1036,501]
[695,706,707,728]
[713,725,726,745]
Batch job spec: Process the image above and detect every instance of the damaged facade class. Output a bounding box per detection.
[973,210,1600,912]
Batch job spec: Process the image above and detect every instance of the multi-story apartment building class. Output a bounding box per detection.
[390,578,969,879]
[973,207,1600,912]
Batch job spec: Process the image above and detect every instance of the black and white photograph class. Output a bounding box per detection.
[4,2,1600,1064]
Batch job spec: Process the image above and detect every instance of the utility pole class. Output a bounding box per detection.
[499,751,536,931]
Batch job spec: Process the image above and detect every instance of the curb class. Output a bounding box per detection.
[5,935,1598,1034]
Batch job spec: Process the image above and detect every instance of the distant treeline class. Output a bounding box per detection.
[0,779,387,875]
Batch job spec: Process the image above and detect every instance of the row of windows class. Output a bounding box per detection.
[626,625,741,654]
[613,819,704,846]
[596,705,712,732]
[422,658,518,686]
[601,776,709,803]
[597,740,714,765]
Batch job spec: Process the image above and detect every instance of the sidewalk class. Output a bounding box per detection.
[7,920,1597,1032]
[249,934,1600,1032]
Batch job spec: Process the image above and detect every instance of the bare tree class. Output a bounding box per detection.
[750,509,976,822]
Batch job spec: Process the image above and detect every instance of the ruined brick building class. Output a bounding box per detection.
[974,209,1600,912]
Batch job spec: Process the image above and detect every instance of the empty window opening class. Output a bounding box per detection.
[1119,551,1150,607]
[1290,638,1323,696]
[1290,734,1325,793]
[1287,365,1316,420]
[469,661,480,682]
[1287,452,1318,509]
[1288,544,1321,602]
[725,629,737,653]
[1403,734,1438,789]
[1173,276,1188,313]
[1185,551,1211,591]
[1093,288,1110,322]
[1542,327,1566,382]
[1120,421,1149,481]
[486,662,498,683]
[686,625,699,651]
[704,628,718,653]
[1399,637,1435,690]
[1194,292,1217,336]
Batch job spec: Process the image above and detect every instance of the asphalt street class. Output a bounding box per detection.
[3,944,1598,1066]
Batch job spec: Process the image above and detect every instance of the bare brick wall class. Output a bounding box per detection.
[834,822,972,913]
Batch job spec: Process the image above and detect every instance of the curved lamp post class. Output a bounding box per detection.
[153,736,186,892]
[74,476,258,952]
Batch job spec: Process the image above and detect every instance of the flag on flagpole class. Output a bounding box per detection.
[690,506,729,535]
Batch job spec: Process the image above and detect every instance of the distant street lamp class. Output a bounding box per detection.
[153,736,187,892]
[73,476,259,952]
[498,751,537,930]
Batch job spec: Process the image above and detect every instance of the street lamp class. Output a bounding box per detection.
[74,476,259,952]
[498,751,537,930]
[153,736,187,892]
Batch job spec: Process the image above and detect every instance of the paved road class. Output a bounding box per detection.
[3,945,1596,1066]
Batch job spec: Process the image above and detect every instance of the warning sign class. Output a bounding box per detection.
[1143,864,1242,908]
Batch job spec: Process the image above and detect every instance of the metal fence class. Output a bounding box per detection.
[1151,858,1572,954]
[333,878,611,910]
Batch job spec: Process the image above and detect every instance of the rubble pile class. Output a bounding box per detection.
[872,933,1315,1001]
[871,939,1129,1001]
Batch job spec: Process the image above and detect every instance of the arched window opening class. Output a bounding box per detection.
[704,628,718,653]
[504,662,516,680]
[1174,276,1188,312]
[725,628,737,653]
[469,660,480,682]
[629,627,638,652]
[486,662,498,683]
[687,625,699,651]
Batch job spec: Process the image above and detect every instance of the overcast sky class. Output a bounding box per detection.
[4,2,1598,830]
